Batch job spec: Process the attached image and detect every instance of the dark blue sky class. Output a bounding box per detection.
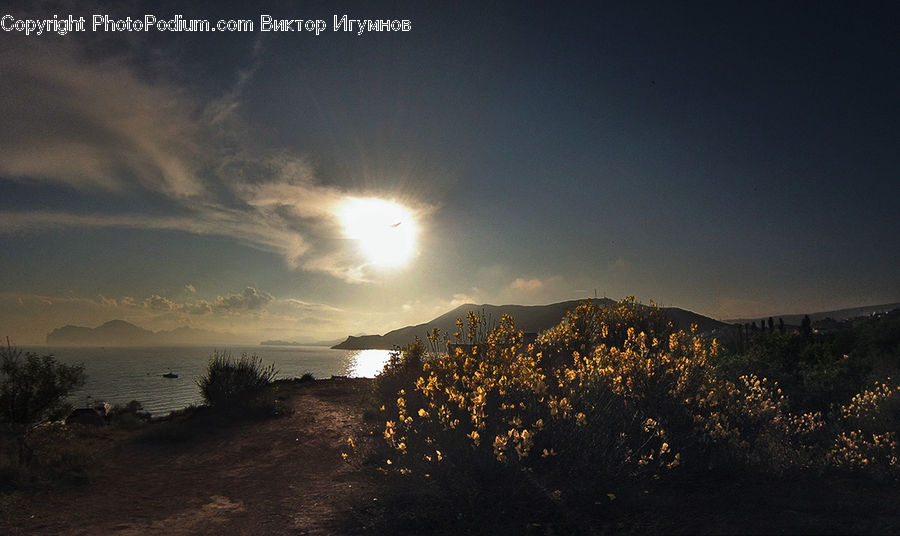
[1,1,898,343]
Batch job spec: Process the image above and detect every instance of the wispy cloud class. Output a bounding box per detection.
[212,287,275,311]
[502,276,567,304]
[143,294,177,311]
[279,299,343,313]
[0,41,203,197]
[509,277,548,292]
[0,209,312,265]
[126,287,277,315]
[0,35,430,282]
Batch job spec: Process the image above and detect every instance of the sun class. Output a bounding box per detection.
[338,198,418,268]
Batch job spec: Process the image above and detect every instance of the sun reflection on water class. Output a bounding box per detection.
[345,349,392,378]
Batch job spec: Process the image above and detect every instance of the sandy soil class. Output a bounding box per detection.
[2,379,376,536]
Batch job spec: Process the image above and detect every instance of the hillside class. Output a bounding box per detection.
[332,299,729,350]
[726,302,900,326]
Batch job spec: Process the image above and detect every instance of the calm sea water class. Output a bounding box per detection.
[25,345,393,417]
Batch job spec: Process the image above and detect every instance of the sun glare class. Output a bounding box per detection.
[339,198,418,268]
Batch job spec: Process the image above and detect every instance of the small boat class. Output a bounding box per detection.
[162,372,178,379]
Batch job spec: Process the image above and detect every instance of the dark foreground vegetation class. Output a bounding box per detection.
[351,299,900,533]
[0,347,288,494]
[2,301,899,534]
[0,342,87,492]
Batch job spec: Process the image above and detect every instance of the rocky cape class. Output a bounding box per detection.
[332,298,730,350]
[46,319,244,346]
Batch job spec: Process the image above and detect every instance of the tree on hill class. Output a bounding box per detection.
[801,315,812,340]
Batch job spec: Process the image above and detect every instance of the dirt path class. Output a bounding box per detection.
[3,379,376,536]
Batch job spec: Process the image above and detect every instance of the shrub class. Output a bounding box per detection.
[535,297,674,371]
[1,421,101,491]
[717,310,900,413]
[108,400,151,429]
[371,298,900,505]
[196,351,277,409]
[298,372,316,383]
[825,381,900,477]
[0,342,85,426]
[373,338,428,415]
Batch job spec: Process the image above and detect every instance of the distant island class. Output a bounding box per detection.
[45,320,246,346]
[332,298,729,350]
[260,340,304,346]
[260,338,346,347]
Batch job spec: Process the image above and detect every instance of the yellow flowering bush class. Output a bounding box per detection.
[826,381,900,476]
[380,315,550,476]
[377,301,706,483]
[373,299,900,493]
[534,297,672,371]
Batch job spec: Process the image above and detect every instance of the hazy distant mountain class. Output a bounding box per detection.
[46,320,244,346]
[46,320,153,345]
[332,299,729,350]
[260,338,346,347]
[260,340,305,346]
[726,302,900,326]
[156,326,244,345]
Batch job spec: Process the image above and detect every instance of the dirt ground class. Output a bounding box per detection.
[4,377,899,535]
[1,379,376,536]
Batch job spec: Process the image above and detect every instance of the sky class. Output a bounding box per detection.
[1,0,898,345]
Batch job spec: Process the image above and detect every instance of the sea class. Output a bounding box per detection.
[23,345,393,417]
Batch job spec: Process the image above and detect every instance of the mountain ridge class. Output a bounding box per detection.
[725,302,900,326]
[45,320,245,346]
[332,298,729,350]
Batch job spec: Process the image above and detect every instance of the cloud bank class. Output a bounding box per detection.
[0,35,428,282]
[0,287,348,345]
